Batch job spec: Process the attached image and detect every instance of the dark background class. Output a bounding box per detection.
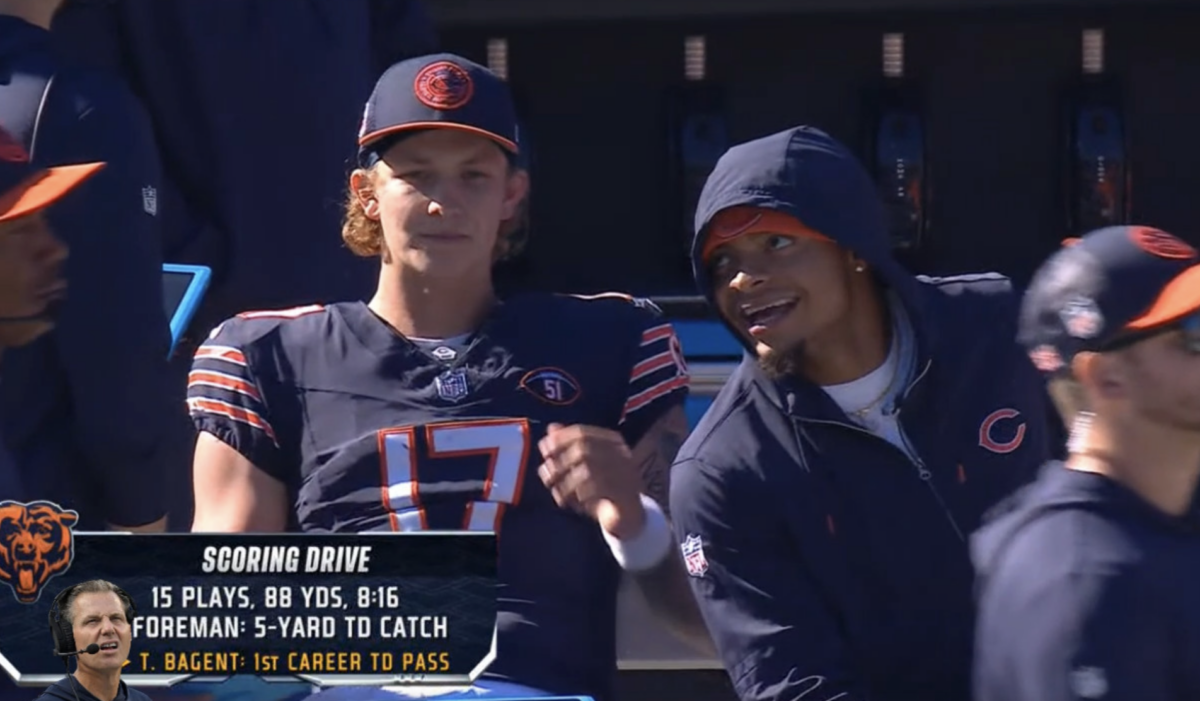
[436,3,1200,304]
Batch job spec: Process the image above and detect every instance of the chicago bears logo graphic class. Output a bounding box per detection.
[978,408,1027,455]
[413,61,474,111]
[519,367,582,407]
[1129,226,1197,261]
[0,501,78,604]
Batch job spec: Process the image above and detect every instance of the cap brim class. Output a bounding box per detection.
[1125,263,1200,330]
[0,163,106,223]
[359,123,518,154]
[701,207,830,263]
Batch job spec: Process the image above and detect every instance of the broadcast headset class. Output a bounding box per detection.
[47,582,138,701]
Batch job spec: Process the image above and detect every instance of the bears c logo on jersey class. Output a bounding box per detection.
[978,408,1027,455]
[0,501,78,604]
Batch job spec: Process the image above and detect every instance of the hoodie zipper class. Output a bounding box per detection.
[795,359,967,542]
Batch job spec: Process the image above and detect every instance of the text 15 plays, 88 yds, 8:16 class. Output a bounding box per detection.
[149,585,400,610]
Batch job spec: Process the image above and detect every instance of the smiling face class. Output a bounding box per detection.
[707,222,859,368]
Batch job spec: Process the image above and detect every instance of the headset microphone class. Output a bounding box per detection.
[54,643,100,701]
[53,643,100,657]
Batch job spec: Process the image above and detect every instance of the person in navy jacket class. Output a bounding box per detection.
[0,0,176,533]
[973,225,1200,701]
[668,125,1060,701]
[0,128,102,503]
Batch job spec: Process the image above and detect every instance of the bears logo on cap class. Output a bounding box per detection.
[413,61,474,111]
[1129,226,1197,261]
[0,127,29,164]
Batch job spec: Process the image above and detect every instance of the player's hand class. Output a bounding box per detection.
[537,423,646,540]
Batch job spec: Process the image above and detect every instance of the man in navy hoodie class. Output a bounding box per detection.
[973,225,1200,701]
[669,126,1058,701]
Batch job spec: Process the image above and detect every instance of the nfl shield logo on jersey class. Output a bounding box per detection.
[141,185,158,216]
[681,534,708,577]
[435,369,470,401]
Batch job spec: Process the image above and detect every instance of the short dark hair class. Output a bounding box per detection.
[64,580,127,626]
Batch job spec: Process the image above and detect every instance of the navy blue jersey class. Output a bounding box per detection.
[187,294,688,700]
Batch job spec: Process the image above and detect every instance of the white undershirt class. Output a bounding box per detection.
[821,322,907,451]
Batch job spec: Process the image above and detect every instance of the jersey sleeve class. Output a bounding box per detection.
[187,319,285,479]
[618,301,690,447]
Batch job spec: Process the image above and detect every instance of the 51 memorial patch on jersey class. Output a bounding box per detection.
[187,294,689,534]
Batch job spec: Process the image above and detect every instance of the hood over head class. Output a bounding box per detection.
[691,126,921,344]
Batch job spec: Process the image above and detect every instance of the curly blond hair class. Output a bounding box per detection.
[341,165,529,261]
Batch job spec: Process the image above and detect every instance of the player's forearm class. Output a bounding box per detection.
[631,551,717,655]
[622,404,715,649]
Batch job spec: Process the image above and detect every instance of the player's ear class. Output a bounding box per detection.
[350,169,381,220]
[500,168,529,221]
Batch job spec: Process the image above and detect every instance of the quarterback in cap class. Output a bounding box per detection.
[974,225,1200,701]
[186,54,708,700]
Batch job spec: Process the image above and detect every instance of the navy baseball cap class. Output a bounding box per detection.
[0,127,103,223]
[357,53,519,165]
[1019,225,1200,374]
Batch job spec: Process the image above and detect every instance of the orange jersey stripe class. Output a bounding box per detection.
[187,370,262,402]
[194,346,247,365]
[188,397,277,444]
[622,375,690,419]
[641,325,673,345]
[631,351,677,382]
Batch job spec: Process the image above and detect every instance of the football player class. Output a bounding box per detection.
[187,54,707,701]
